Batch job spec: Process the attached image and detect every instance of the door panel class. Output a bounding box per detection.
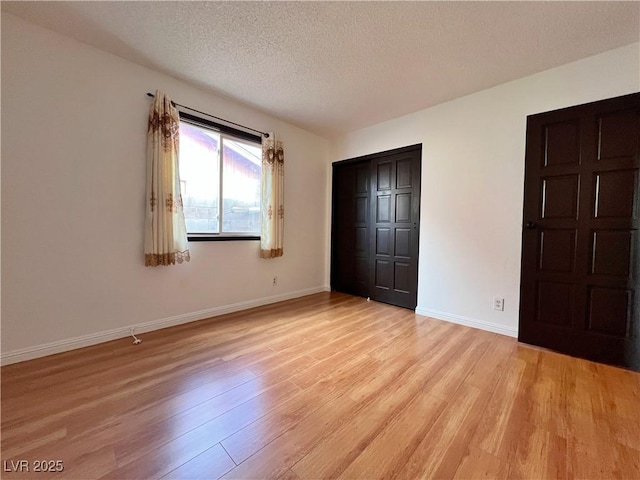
[394,262,411,293]
[396,193,412,222]
[538,229,576,273]
[331,161,370,297]
[536,281,574,326]
[376,228,391,255]
[395,228,411,257]
[541,175,579,219]
[376,195,392,222]
[594,170,638,218]
[591,230,634,278]
[519,92,640,371]
[377,162,392,190]
[370,150,421,309]
[355,197,368,223]
[587,287,631,336]
[598,110,639,160]
[544,121,580,166]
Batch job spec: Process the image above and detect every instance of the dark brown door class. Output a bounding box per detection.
[519,92,640,371]
[369,148,421,309]
[331,145,421,310]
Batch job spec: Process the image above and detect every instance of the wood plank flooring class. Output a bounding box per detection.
[1,292,639,479]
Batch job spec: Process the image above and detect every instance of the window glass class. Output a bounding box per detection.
[222,138,262,233]
[178,119,261,237]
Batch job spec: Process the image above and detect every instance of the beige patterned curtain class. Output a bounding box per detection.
[144,90,190,266]
[260,134,284,258]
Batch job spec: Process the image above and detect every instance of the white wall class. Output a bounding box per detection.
[1,14,330,363]
[332,43,640,337]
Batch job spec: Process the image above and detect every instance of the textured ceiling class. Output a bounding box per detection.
[3,1,639,138]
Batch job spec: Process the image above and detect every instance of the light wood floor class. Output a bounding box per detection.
[1,292,639,479]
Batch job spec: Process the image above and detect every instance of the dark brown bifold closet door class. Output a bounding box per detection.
[332,145,421,310]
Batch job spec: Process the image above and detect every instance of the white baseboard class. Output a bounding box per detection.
[415,307,518,338]
[1,286,330,366]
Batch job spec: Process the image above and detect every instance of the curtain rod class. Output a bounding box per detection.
[146,92,269,138]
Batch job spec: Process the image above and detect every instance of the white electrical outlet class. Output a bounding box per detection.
[493,297,504,311]
[272,276,278,286]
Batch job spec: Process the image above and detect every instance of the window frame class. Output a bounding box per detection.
[179,111,262,242]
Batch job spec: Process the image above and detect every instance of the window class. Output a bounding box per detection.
[178,113,262,240]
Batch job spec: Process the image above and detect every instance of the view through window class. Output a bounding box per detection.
[179,120,261,237]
